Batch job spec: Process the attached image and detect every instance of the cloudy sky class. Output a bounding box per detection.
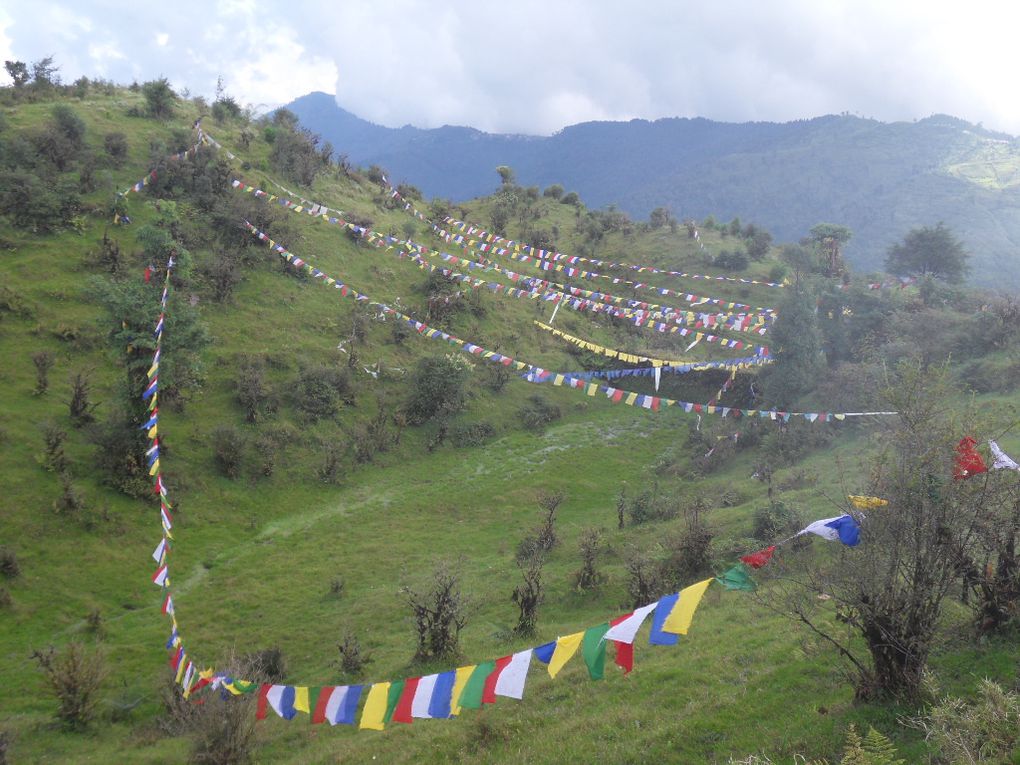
[2,0,1019,136]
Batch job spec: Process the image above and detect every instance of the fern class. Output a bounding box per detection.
[838,724,904,765]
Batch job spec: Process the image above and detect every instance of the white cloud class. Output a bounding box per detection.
[2,0,1020,134]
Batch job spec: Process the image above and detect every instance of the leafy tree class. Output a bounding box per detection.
[762,286,823,407]
[746,230,773,261]
[30,56,59,89]
[809,222,853,276]
[4,60,29,88]
[141,78,177,119]
[495,165,515,186]
[763,362,1011,701]
[543,183,564,199]
[0,170,79,232]
[885,222,969,284]
[649,206,671,229]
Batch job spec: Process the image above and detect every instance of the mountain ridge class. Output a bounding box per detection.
[287,92,1020,287]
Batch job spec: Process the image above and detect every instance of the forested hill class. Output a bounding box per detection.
[287,91,1020,288]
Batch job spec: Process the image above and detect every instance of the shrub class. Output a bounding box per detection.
[517,395,561,432]
[516,491,563,563]
[405,354,471,425]
[904,679,1018,764]
[317,439,346,484]
[450,421,495,447]
[335,633,372,680]
[512,556,544,637]
[142,77,177,119]
[90,410,151,498]
[402,562,471,662]
[41,421,68,473]
[714,250,749,270]
[236,357,274,423]
[561,191,580,205]
[32,350,55,394]
[751,500,802,543]
[54,473,85,517]
[212,425,245,479]
[625,550,661,609]
[103,132,128,164]
[68,371,95,426]
[31,642,108,729]
[296,364,351,420]
[187,689,257,765]
[0,547,20,578]
[659,502,714,590]
[573,527,606,591]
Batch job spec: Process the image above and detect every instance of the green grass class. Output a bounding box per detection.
[0,86,1017,764]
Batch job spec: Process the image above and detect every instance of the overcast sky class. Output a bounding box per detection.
[3,0,1019,136]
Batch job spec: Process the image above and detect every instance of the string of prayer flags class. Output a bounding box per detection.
[989,440,1020,471]
[953,436,988,480]
[229,176,777,320]
[848,495,888,510]
[797,515,861,547]
[534,320,770,362]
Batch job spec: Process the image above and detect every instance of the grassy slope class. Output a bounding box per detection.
[0,89,1016,764]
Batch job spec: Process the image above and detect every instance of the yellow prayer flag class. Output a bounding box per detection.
[848,495,888,510]
[450,665,476,716]
[548,631,584,678]
[175,654,188,683]
[625,392,639,406]
[359,682,389,731]
[662,578,714,635]
[293,687,310,714]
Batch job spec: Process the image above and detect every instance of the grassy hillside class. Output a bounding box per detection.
[0,82,1018,765]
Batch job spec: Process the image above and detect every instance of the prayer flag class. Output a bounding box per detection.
[798,515,861,546]
[649,594,680,645]
[662,578,713,635]
[989,440,1020,471]
[954,436,988,479]
[482,655,513,704]
[493,649,532,699]
[450,665,476,715]
[547,631,584,678]
[359,683,389,731]
[716,563,756,591]
[603,602,656,644]
[582,624,609,680]
[427,671,456,719]
[740,546,776,569]
[848,495,888,510]
[392,677,419,724]
[410,674,438,719]
[457,661,494,710]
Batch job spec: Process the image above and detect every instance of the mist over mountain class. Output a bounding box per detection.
[287,91,1020,287]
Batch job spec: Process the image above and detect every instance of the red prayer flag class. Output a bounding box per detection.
[311,686,335,724]
[953,436,988,480]
[144,265,153,283]
[392,677,419,724]
[256,684,271,720]
[740,545,776,569]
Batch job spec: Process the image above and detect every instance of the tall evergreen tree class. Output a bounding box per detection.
[763,286,823,407]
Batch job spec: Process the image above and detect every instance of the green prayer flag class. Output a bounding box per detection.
[716,563,756,591]
[582,623,609,680]
[459,661,495,710]
[232,680,260,694]
[384,680,405,723]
